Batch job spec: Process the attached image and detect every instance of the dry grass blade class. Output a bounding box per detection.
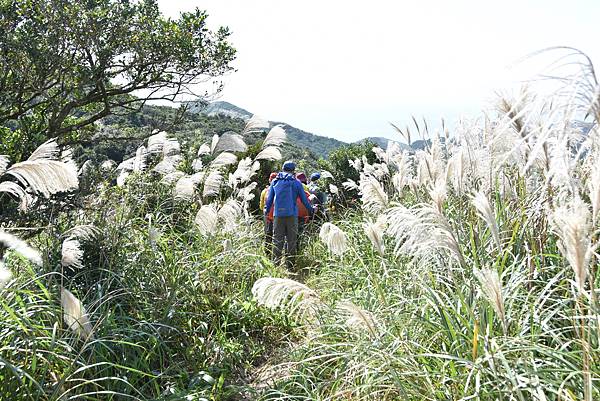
[252,277,323,323]
[61,239,84,269]
[262,125,286,148]
[0,229,43,266]
[60,288,94,340]
[255,146,282,161]
[195,204,218,236]
[6,159,78,198]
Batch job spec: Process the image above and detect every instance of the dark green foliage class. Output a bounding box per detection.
[0,0,236,161]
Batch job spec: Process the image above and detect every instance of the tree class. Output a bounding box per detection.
[0,0,236,161]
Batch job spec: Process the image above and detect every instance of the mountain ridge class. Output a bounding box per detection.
[187,100,346,157]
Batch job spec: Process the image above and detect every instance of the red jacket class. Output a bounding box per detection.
[297,189,312,222]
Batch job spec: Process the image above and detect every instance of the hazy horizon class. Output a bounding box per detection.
[157,0,599,143]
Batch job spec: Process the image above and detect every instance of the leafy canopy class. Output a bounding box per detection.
[0,0,236,161]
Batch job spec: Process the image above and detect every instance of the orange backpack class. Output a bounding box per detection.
[296,190,312,221]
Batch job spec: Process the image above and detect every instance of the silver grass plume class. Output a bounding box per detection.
[210,134,219,154]
[0,262,12,289]
[386,204,465,267]
[174,175,197,201]
[223,238,233,252]
[28,139,60,161]
[116,157,134,172]
[358,174,388,212]
[587,155,600,224]
[551,197,595,293]
[232,157,257,184]
[474,267,506,333]
[61,239,84,269]
[147,131,168,153]
[197,143,211,156]
[255,146,282,161]
[319,222,348,256]
[0,229,43,266]
[262,125,286,148]
[133,146,147,173]
[320,170,334,179]
[472,191,502,251]
[202,170,224,198]
[60,288,94,340]
[0,155,10,175]
[242,115,270,135]
[252,277,322,323]
[363,216,387,256]
[336,301,380,337]
[160,171,185,185]
[0,181,32,211]
[62,225,101,242]
[218,199,242,233]
[348,158,362,172]
[6,159,78,198]
[191,158,204,172]
[372,146,387,163]
[236,182,258,203]
[212,132,248,154]
[329,184,339,195]
[78,160,94,177]
[195,204,218,235]
[342,179,359,192]
[152,155,183,175]
[100,160,116,172]
[162,138,181,157]
[116,170,130,187]
[428,178,447,214]
[210,152,238,169]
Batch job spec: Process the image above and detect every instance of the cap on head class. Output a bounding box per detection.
[296,172,307,184]
[269,172,277,182]
[282,160,296,172]
[310,172,321,181]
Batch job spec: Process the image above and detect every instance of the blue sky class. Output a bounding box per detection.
[158,0,599,143]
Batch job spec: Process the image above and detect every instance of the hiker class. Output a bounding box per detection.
[260,172,277,256]
[264,161,316,269]
[294,172,313,252]
[309,172,329,221]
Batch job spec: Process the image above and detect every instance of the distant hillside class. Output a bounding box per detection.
[359,137,411,151]
[188,100,347,157]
